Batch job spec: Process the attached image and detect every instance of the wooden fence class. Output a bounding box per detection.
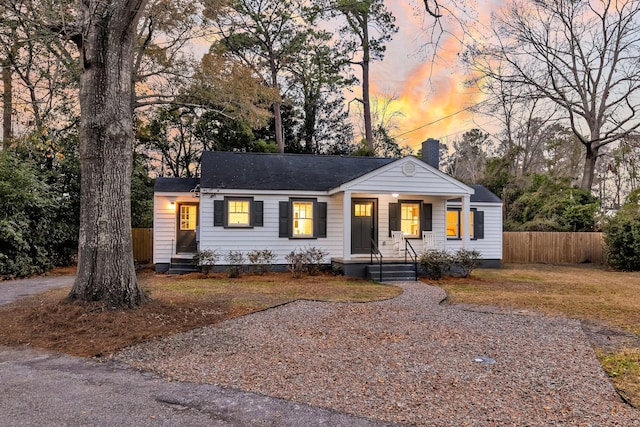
[132,228,153,263]
[503,232,605,265]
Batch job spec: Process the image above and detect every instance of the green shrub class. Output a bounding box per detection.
[225,251,245,278]
[284,247,329,278]
[604,190,640,271]
[285,250,307,278]
[419,248,483,279]
[453,249,482,278]
[419,250,453,280]
[247,249,276,274]
[193,249,219,274]
[0,150,78,278]
[305,246,328,276]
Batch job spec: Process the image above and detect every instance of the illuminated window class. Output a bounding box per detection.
[227,200,250,226]
[400,202,420,237]
[389,201,432,239]
[293,201,314,236]
[279,199,327,239]
[447,209,475,239]
[214,197,263,228]
[180,205,197,230]
[354,202,372,217]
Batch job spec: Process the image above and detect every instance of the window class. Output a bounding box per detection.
[354,202,372,217]
[389,201,432,238]
[214,197,263,228]
[279,199,327,239]
[400,202,421,237]
[293,201,313,236]
[227,200,250,226]
[447,208,484,239]
[180,205,197,230]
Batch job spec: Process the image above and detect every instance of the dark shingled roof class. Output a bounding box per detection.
[154,177,200,193]
[200,151,396,191]
[450,185,502,203]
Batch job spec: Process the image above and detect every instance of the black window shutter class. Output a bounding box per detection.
[474,210,484,239]
[279,201,290,237]
[253,200,264,227]
[422,203,433,232]
[315,202,327,238]
[214,200,224,226]
[388,203,399,237]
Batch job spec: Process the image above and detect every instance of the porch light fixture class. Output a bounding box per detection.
[392,193,399,198]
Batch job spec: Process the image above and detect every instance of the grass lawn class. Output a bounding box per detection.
[433,263,640,408]
[0,270,401,358]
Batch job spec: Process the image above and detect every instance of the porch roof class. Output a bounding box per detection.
[154,177,200,193]
[450,185,502,203]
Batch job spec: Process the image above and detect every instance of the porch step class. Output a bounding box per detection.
[366,263,417,282]
[167,257,199,275]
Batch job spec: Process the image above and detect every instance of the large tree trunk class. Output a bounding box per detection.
[68,0,149,308]
[361,21,374,151]
[268,54,284,153]
[1,58,11,149]
[273,100,284,153]
[580,142,599,191]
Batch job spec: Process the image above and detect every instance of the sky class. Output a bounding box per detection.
[192,0,504,153]
[367,1,502,153]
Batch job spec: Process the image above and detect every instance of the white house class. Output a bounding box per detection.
[153,140,503,277]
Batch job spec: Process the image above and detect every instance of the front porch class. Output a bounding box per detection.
[332,156,475,263]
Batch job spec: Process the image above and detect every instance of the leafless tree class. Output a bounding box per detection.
[468,0,640,191]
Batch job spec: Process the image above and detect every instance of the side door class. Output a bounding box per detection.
[176,203,198,253]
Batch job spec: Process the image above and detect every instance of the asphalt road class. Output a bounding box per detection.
[0,275,75,305]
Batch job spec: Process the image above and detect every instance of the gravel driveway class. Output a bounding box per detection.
[114,282,640,426]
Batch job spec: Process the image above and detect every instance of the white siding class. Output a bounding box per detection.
[198,192,344,263]
[345,159,471,196]
[351,193,448,258]
[445,202,503,260]
[153,193,201,264]
[192,191,494,262]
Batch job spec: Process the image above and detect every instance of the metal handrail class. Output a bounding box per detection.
[370,238,383,282]
[170,239,174,271]
[405,239,418,281]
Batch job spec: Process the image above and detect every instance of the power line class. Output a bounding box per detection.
[392,96,498,139]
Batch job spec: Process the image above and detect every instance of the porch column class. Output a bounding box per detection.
[461,195,471,249]
[343,191,351,261]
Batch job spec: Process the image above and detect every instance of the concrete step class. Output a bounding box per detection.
[168,258,199,275]
[366,263,417,282]
[167,268,199,275]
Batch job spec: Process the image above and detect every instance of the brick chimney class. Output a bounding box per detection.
[422,138,440,170]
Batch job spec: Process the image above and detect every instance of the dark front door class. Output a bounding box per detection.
[176,203,198,253]
[351,199,377,254]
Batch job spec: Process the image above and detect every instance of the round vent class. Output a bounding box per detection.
[402,161,417,177]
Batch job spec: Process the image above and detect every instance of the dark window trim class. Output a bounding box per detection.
[224,196,254,229]
[280,198,327,240]
[214,197,264,229]
[446,207,478,240]
[290,197,317,239]
[397,199,430,239]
